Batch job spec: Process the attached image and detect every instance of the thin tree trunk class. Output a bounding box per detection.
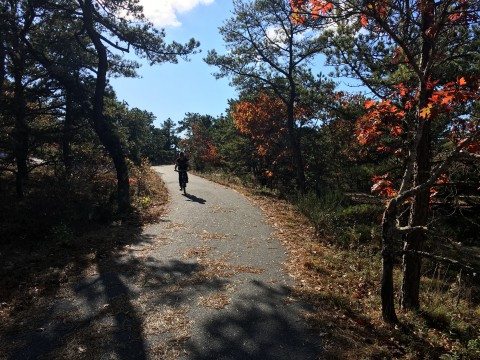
[0,33,5,194]
[12,49,28,198]
[63,90,74,174]
[400,0,434,311]
[8,2,34,198]
[286,34,306,193]
[381,199,399,324]
[81,0,130,213]
[400,128,430,310]
[287,101,306,192]
[0,33,5,95]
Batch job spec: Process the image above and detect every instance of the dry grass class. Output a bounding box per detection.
[197,292,231,309]
[183,245,212,259]
[202,177,480,359]
[143,305,191,335]
[197,230,229,240]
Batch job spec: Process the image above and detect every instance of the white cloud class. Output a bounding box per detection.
[139,0,215,27]
[266,26,288,46]
[265,26,307,47]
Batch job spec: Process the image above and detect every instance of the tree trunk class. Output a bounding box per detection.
[400,123,430,310]
[400,135,430,310]
[82,0,130,213]
[63,90,74,174]
[381,199,399,324]
[287,101,306,192]
[0,33,5,95]
[12,49,28,198]
[0,33,5,194]
[7,2,35,198]
[400,0,434,311]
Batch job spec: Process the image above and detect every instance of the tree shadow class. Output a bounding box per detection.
[1,221,239,359]
[186,280,323,360]
[1,220,148,359]
[182,193,206,204]
[0,214,177,357]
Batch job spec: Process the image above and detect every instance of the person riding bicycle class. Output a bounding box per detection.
[174,152,189,190]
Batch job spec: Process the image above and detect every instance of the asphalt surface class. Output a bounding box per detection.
[150,166,322,359]
[3,165,322,360]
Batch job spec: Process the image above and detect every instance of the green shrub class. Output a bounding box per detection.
[291,191,382,248]
[440,336,480,359]
[290,190,345,235]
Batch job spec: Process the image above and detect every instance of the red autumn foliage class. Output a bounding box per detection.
[183,123,220,169]
[233,92,287,140]
[232,91,309,181]
[232,92,288,179]
[291,1,480,201]
[289,0,332,23]
[371,174,398,198]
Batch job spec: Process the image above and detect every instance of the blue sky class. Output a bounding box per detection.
[110,1,237,128]
[109,1,362,129]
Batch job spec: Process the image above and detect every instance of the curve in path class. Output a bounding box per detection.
[146,165,322,359]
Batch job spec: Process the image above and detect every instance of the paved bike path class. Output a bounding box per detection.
[149,165,321,359]
[3,166,321,360]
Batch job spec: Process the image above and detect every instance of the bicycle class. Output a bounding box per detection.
[177,170,188,195]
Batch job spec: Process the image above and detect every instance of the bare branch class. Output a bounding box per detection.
[400,250,478,277]
[395,225,429,234]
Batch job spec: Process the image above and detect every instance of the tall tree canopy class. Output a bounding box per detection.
[205,0,334,191]
[1,0,199,211]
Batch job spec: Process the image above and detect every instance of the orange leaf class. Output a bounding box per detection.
[323,2,333,14]
[390,126,403,136]
[419,106,431,119]
[365,99,375,109]
[360,14,368,27]
[441,95,454,104]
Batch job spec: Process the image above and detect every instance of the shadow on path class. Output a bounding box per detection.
[186,280,322,360]
[182,193,206,204]
[3,227,245,359]
[5,234,155,360]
